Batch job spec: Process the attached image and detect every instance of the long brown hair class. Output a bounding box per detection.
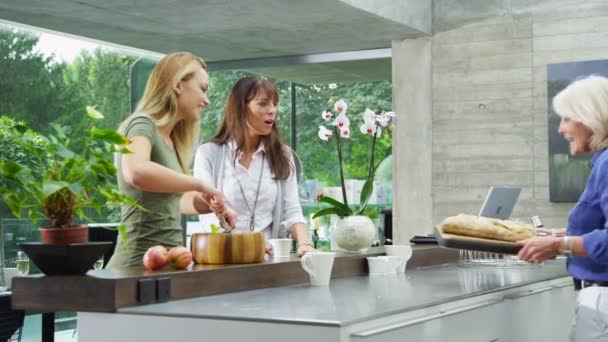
[119,52,207,174]
[212,76,293,180]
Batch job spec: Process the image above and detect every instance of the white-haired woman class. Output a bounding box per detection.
[518,75,608,341]
[108,52,235,268]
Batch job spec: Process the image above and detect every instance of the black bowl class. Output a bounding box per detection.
[19,242,113,276]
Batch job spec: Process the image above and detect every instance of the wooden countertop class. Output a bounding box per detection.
[12,245,457,313]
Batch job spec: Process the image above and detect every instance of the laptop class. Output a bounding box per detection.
[478,186,521,220]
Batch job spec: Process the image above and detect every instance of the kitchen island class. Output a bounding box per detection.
[11,245,573,341]
[77,258,572,342]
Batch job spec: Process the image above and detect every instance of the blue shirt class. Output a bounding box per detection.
[567,149,608,281]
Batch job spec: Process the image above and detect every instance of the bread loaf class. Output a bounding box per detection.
[439,214,535,242]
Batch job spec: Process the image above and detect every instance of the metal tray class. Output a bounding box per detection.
[409,235,438,245]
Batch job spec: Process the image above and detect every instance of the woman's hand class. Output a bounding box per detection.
[296,243,316,257]
[198,181,224,205]
[208,198,236,231]
[218,206,237,230]
[517,236,562,263]
[535,227,566,237]
[266,242,316,256]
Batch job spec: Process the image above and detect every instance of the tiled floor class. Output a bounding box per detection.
[55,329,77,342]
[20,316,77,342]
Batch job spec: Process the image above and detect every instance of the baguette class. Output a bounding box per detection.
[439,214,535,242]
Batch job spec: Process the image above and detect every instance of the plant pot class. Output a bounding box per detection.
[39,224,89,244]
[333,215,376,252]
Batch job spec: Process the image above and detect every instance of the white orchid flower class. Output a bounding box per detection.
[321,111,333,121]
[333,113,350,130]
[359,120,376,135]
[376,111,396,127]
[383,111,396,120]
[363,108,376,123]
[334,99,348,114]
[340,127,351,138]
[376,116,389,127]
[360,108,379,135]
[318,125,333,141]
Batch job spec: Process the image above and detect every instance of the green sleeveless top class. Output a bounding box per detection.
[107,116,183,268]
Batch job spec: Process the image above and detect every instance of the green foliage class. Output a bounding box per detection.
[0,116,48,182]
[0,29,70,133]
[60,49,136,130]
[0,28,136,222]
[0,107,142,229]
[209,223,222,234]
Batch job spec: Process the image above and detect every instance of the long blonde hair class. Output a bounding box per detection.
[120,52,207,174]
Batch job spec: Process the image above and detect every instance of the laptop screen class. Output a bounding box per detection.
[478,186,521,219]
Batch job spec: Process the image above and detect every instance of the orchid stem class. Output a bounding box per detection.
[334,126,349,208]
[369,128,378,181]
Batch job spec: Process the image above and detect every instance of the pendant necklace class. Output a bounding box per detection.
[237,155,265,231]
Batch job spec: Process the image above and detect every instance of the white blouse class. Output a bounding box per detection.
[198,141,305,240]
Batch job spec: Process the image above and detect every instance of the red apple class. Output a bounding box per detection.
[166,246,192,269]
[143,245,168,270]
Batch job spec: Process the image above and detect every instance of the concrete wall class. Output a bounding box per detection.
[342,0,432,34]
[392,38,433,241]
[430,2,608,230]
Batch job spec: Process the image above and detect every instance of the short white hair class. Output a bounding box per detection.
[553,75,608,151]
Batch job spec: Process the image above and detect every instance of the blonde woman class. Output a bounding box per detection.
[108,52,235,268]
[517,75,608,341]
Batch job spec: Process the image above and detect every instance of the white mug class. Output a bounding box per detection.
[269,238,292,258]
[301,252,336,286]
[367,256,402,275]
[384,245,413,273]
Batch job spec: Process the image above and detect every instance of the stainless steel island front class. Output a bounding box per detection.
[78,259,573,342]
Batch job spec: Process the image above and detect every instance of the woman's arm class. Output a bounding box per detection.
[191,143,237,229]
[281,150,314,256]
[180,191,211,215]
[122,136,217,195]
[517,235,586,263]
[289,223,315,257]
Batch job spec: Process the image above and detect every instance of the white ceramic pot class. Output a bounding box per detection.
[333,215,376,252]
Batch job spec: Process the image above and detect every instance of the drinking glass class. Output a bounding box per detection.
[16,251,29,276]
[93,256,105,270]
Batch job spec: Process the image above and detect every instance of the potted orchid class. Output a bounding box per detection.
[314,99,395,251]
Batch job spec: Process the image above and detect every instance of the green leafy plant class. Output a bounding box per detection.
[0,106,143,244]
[313,99,395,220]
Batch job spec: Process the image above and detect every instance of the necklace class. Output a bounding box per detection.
[237,155,265,231]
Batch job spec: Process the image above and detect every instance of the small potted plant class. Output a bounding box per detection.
[0,107,142,274]
[314,99,395,252]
